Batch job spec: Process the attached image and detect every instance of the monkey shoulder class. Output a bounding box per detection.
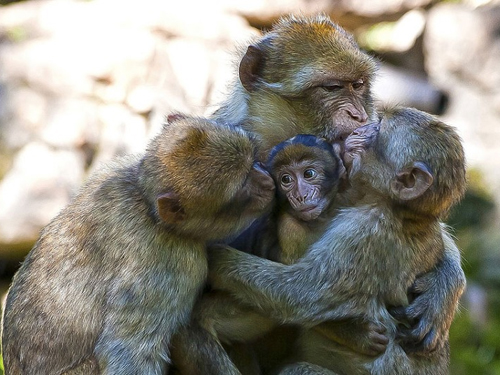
[330,204,399,237]
[306,204,403,268]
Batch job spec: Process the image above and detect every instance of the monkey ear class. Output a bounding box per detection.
[239,45,264,92]
[157,192,186,224]
[166,113,186,124]
[390,162,434,201]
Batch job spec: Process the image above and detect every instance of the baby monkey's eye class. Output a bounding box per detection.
[281,174,293,185]
[304,169,317,179]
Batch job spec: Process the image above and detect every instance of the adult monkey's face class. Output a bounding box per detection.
[238,14,377,152]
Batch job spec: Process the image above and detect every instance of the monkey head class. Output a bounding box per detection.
[239,15,377,146]
[343,107,466,218]
[266,134,345,221]
[143,117,276,241]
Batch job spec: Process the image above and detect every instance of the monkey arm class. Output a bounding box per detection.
[390,224,466,354]
[208,245,361,326]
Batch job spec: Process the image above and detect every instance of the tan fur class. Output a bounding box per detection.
[213,14,377,161]
[1,117,274,375]
[175,14,465,375]
[209,107,467,375]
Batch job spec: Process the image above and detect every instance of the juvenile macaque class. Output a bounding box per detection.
[1,116,275,375]
[209,107,467,374]
[211,14,466,357]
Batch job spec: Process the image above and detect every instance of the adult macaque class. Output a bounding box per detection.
[209,107,467,375]
[211,14,465,356]
[1,116,275,375]
[214,15,375,160]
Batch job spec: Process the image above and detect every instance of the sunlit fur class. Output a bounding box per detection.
[1,117,274,375]
[213,14,378,161]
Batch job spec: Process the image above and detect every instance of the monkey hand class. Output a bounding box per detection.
[390,269,458,355]
[313,319,388,357]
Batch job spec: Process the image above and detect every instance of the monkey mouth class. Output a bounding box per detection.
[296,203,325,221]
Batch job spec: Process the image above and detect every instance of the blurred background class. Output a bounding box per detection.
[0,0,499,373]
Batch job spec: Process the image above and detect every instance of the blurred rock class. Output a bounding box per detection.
[373,63,446,114]
[225,0,434,29]
[425,3,500,225]
[0,142,85,255]
[0,0,257,258]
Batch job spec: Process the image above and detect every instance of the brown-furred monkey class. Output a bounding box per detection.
[1,116,275,375]
[170,134,386,375]
[210,14,465,358]
[171,14,465,375]
[209,107,467,375]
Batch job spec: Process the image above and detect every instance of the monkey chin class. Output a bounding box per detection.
[295,204,325,222]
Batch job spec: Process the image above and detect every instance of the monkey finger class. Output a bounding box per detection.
[367,322,387,334]
[363,344,388,357]
[399,319,430,342]
[399,331,439,356]
[401,295,431,322]
[388,306,407,321]
[409,272,435,295]
[414,328,447,354]
[370,332,389,346]
[397,322,440,355]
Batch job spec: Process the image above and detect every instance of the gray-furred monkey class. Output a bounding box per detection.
[211,14,466,356]
[170,134,386,375]
[209,107,467,375]
[1,116,275,375]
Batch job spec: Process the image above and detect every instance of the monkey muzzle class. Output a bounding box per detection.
[287,188,327,221]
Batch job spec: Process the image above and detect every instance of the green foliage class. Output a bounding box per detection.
[5,25,27,43]
[450,313,500,375]
[447,169,500,373]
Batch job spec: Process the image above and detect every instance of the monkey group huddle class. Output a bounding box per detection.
[1,15,466,375]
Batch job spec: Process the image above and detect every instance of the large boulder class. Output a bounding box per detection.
[0,0,258,257]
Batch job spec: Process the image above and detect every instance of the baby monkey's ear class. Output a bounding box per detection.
[157,192,186,224]
[390,162,433,201]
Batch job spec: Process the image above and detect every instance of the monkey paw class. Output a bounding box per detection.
[358,322,390,356]
[315,319,388,357]
[390,272,450,355]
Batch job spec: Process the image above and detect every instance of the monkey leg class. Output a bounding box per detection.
[278,362,340,375]
[170,322,241,375]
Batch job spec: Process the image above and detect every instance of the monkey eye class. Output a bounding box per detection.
[281,174,293,185]
[303,169,317,179]
[352,79,364,90]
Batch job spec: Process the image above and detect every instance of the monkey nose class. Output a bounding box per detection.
[348,109,368,123]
